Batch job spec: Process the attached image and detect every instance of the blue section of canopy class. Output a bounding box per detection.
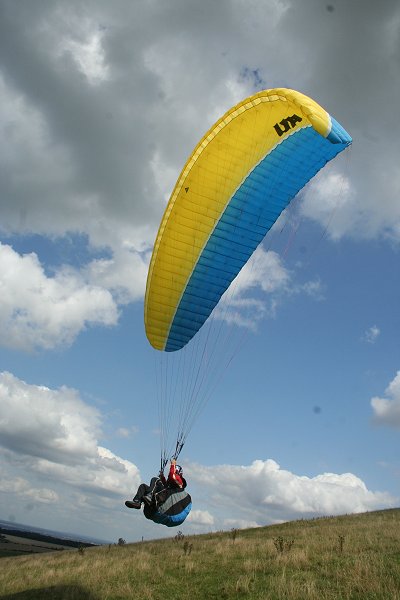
[327,116,350,144]
[165,125,349,351]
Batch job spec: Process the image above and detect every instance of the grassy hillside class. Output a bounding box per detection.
[0,509,399,600]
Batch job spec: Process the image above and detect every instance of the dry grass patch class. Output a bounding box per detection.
[0,509,399,600]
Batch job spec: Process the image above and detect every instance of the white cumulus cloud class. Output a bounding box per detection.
[0,371,101,463]
[0,243,118,351]
[0,371,140,497]
[188,459,397,528]
[371,371,400,428]
[188,509,214,526]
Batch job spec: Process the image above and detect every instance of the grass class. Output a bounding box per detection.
[0,509,399,599]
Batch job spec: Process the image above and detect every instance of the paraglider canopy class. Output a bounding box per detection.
[145,88,351,353]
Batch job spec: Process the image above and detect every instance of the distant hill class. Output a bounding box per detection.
[0,524,98,559]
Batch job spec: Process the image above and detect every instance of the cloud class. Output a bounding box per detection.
[187,510,214,526]
[301,169,357,241]
[215,247,324,330]
[188,459,397,528]
[0,1,399,261]
[0,473,59,504]
[0,371,102,464]
[223,517,260,529]
[116,426,139,439]
[371,371,400,429]
[215,249,291,330]
[59,28,110,86]
[0,2,164,246]
[276,1,400,243]
[0,244,118,351]
[0,371,140,494]
[233,248,291,298]
[83,248,148,305]
[362,325,380,344]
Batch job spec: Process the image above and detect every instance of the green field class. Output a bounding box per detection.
[0,509,399,599]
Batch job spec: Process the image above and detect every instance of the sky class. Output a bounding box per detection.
[0,0,399,544]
